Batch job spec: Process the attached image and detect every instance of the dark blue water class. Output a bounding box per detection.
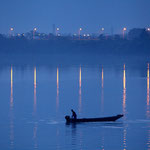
[0,63,150,150]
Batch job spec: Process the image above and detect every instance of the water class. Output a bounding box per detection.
[0,62,150,150]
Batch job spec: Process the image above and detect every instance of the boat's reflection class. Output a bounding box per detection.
[66,121,124,150]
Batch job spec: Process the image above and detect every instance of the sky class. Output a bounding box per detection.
[0,0,150,35]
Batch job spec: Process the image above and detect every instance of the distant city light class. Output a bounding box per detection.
[101,28,104,31]
[56,28,59,31]
[122,27,127,39]
[123,27,127,31]
[87,34,90,36]
[147,28,150,31]
[34,28,37,31]
[83,34,86,37]
[10,28,14,31]
[18,34,20,36]
[78,28,82,39]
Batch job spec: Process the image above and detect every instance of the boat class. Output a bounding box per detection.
[65,114,123,123]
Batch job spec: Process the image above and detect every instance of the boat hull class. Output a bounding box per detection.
[65,114,123,123]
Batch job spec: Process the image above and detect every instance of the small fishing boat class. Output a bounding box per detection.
[65,114,123,123]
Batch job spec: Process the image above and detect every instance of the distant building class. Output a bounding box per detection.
[128,28,148,40]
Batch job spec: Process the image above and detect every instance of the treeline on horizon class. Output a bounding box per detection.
[0,28,150,55]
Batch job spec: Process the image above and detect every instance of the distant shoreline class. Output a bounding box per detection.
[0,28,150,56]
[0,27,150,67]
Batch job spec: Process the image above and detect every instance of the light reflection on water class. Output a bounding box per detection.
[10,66,14,149]
[147,63,150,150]
[56,67,59,112]
[34,67,37,115]
[122,64,127,150]
[79,66,82,114]
[123,64,126,116]
[0,63,149,149]
[33,67,38,149]
[100,67,104,115]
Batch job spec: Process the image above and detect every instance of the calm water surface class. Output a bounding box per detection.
[0,63,150,150]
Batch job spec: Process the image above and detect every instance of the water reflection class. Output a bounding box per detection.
[56,67,59,112]
[102,67,104,89]
[33,67,37,110]
[71,125,77,149]
[123,64,127,150]
[79,67,82,114]
[33,67,38,149]
[123,64,126,116]
[10,66,14,149]
[101,67,104,114]
[2,63,150,150]
[146,63,150,150]
[99,129,105,150]
[10,66,13,107]
[147,63,150,117]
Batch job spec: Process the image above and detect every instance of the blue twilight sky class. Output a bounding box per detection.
[0,0,150,34]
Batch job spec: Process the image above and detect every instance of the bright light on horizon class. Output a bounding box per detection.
[10,28,14,31]
[123,27,127,31]
[34,28,37,31]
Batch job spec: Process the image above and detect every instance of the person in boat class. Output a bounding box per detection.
[71,109,77,119]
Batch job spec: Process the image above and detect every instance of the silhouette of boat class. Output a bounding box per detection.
[65,114,123,123]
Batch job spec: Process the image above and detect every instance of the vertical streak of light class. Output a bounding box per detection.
[123,64,126,115]
[79,67,81,88]
[123,128,127,150]
[101,67,104,114]
[56,67,59,111]
[146,63,150,149]
[10,66,13,107]
[79,130,83,150]
[102,67,104,89]
[10,66,14,149]
[79,67,82,114]
[33,67,38,149]
[100,132,105,150]
[34,67,37,113]
[147,63,149,108]
[123,64,127,150]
